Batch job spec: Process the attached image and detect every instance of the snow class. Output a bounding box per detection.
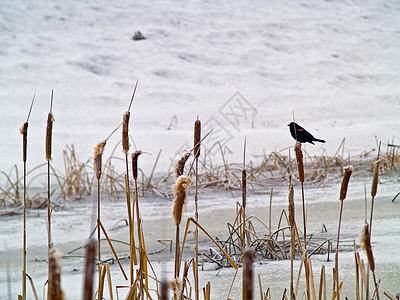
[1,0,400,298]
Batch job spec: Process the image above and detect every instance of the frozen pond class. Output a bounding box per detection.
[1,175,399,299]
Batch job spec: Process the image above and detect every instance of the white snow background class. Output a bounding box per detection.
[1,0,400,298]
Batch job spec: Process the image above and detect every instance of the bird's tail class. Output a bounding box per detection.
[315,138,326,143]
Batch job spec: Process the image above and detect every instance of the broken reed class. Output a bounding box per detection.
[194,118,201,300]
[335,165,353,300]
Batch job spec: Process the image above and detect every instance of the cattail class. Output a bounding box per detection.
[48,248,64,300]
[194,119,201,159]
[371,159,380,198]
[122,111,130,154]
[160,278,169,300]
[46,112,54,161]
[175,152,191,178]
[20,122,28,163]
[288,182,295,228]
[243,248,254,300]
[131,150,142,180]
[94,141,106,180]
[360,223,375,272]
[294,143,304,183]
[169,278,183,297]
[339,165,353,201]
[172,176,192,225]
[242,169,247,209]
[83,239,96,300]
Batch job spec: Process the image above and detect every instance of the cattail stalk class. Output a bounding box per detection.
[172,175,191,279]
[20,94,34,300]
[370,159,380,233]
[48,249,64,300]
[46,111,54,250]
[360,223,380,300]
[46,91,55,298]
[294,142,310,300]
[335,165,353,300]
[122,111,130,154]
[20,121,28,300]
[94,141,106,285]
[194,118,201,300]
[132,150,145,294]
[243,249,254,300]
[83,239,96,300]
[288,180,295,300]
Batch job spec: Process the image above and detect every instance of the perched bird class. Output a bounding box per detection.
[288,122,325,144]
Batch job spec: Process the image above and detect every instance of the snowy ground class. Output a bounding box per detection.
[1,0,400,298]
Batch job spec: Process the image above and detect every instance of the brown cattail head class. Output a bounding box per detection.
[94,141,106,180]
[175,152,191,178]
[371,159,380,198]
[288,181,295,228]
[172,175,192,225]
[46,112,54,161]
[122,111,130,154]
[20,122,28,163]
[169,278,183,297]
[243,248,254,300]
[83,239,96,300]
[339,165,353,201]
[194,119,201,159]
[131,150,142,180]
[360,223,375,272]
[160,278,169,300]
[48,248,65,300]
[294,142,304,183]
[242,169,247,209]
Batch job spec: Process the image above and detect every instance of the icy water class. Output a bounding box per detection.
[1,176,399,299]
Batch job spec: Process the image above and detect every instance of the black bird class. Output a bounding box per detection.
[288,122,325,144]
